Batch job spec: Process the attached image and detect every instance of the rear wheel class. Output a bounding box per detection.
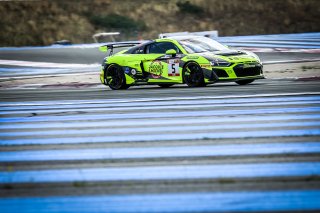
[105,64,130,90]
[183,62,205,87]
[235,79,255,85]
[158,84,174,88]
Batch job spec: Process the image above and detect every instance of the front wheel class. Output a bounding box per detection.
[183,62,205,87]
[105,64,130,90]
[235,79,255,85]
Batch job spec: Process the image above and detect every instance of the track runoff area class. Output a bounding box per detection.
[0,33,320,212]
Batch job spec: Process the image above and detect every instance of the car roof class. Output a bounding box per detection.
[163,35,207,40]
[126,37,206,54]
[155,36,203,43]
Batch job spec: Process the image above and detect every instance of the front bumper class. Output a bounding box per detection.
[208,62,263,82]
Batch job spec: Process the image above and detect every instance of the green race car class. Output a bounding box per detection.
[99,36,264,90]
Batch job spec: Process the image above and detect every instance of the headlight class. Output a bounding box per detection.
[210,58,231,67]
[244,51,261,62]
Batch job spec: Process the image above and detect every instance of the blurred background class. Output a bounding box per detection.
[1,1,320,212]
[1,0,320,46]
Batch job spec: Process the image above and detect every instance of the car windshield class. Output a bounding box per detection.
[178,37,228,53]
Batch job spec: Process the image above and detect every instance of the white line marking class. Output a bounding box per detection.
[1,121,319,137]
[263,58,320,64]
[1,106,319,123]
[1,114,318,130]
[1,95,319,111]
[0,142,319,162]
[1,129,319,145]
[0,71,99,81]
[1,100,319,115]
[0,59,100,68]
[1,92,320,107]
[1,162,319,183]
[1,190,319,213]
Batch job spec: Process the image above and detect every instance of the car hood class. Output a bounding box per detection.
[213,49,246,56]
[197,50,258,63]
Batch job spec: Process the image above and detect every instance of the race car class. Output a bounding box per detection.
[99,36,264,90]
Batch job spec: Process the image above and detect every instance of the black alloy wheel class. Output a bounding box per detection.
[183,62,205,87]
[105,64,130,90]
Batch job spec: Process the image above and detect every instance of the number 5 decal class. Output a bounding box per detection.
[171,64,176,73]
[168,59,180,76]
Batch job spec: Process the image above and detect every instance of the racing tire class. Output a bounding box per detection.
[158,84,174,88]
[105,64,130,90]
[235,79,255,85]
[183,62,205,87]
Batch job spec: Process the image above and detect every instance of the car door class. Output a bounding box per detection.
[125,45,148,79]
[142,42,183,83]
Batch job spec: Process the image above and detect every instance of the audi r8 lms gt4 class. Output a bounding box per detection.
[99,36,264,90]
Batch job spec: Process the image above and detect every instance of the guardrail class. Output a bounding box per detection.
[217,32,320,49]
[0,33,319,51]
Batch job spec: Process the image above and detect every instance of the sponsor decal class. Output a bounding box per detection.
[186,56,199,59]
[243,64,256,68]
[149,60,163,78]
[167,59,180,76]
[125,67,130,74]
[200,64,211,69]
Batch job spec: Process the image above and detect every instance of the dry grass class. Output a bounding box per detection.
[1,0,319,46]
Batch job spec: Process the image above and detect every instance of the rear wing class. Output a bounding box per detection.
[99,42,142,56]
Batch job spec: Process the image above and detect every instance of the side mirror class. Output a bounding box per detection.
[165,49,177,57]
[99,46,108,52]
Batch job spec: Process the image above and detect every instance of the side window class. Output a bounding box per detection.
[146,42,180,54]
[132,46,145,54]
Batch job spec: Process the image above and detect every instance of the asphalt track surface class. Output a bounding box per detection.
[0,40,320,212]
[1,46,320,64]
[0,79,320,213]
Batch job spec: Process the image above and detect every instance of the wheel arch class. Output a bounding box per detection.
[182,60,202,83]
[103,63,121,82]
